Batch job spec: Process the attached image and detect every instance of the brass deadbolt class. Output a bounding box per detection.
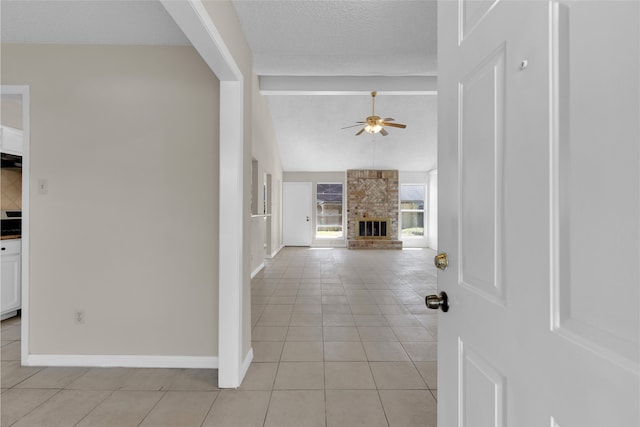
[434,253,449,271]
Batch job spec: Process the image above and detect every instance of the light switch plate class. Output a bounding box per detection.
[38,178,48,195]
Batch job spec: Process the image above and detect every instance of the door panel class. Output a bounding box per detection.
[547,2,639,425]
[459,45,505,305]
[552,0,639,370]
[439,1,537,425]
[461,0,500,42]
[460,340,505,427]
[438,1,639,426]
[283,182,312,246]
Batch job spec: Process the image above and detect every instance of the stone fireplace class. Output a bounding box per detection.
[347,169,402,249]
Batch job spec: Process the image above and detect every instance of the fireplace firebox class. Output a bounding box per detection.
[356,218,391,240]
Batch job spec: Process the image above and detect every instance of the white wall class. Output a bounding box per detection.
[284,171,346,247]
[1,44,220,357]
[251,75,284,275]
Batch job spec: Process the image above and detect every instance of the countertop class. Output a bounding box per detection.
[1,235,21,240]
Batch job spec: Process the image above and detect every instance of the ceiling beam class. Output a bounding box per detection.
[259,76,437,95]
[160,0,241,81]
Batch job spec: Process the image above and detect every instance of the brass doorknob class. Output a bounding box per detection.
[434,253,448,271]
[426,291,449,312]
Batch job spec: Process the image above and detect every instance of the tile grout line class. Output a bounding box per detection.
[197,387,220,427]
[72,389,116,427]
[134,389,168,427]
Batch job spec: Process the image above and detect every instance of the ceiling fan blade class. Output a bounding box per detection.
[382,122,407,129]
[382,118,395,122]
[380,128,389,136]
[355,128,365,136]
[341,124,364,129]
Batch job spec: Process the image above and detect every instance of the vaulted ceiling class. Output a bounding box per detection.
[1,0,438,172]
[232,0,438,172]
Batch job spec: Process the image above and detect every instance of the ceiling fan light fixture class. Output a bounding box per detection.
[365,115,383,134]
[365,124,383,134]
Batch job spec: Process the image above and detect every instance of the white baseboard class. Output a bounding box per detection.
[240,347,253,384]
[24,354,218,369]
[270,245,284,258]
[251,263,265,279]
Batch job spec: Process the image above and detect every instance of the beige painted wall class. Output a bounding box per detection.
[1,44,220,356]
[1,99,23,130]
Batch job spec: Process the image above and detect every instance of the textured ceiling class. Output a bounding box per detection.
[0,0,189,45]
[232,0,438,76]
[267,93,437,172]
[232,0,439,172]
[1,0,438,172]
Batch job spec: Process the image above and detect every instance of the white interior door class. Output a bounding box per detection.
[436,1,639,426]
[283,182,312,246]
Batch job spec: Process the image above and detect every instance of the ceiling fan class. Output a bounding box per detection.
[342,91,407,136]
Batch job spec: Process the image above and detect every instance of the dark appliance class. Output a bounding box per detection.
[1,211,21,237]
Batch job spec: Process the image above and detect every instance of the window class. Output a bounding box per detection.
[400,184,425,237]
[316,183,343,238]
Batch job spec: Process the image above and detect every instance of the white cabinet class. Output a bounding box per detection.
[0,126,23,156]
[1,239,21,319]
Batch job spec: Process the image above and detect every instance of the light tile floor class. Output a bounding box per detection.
[1,247,437,426]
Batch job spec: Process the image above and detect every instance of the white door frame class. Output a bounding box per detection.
[1,85,30,363]
[161,1,248,388]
